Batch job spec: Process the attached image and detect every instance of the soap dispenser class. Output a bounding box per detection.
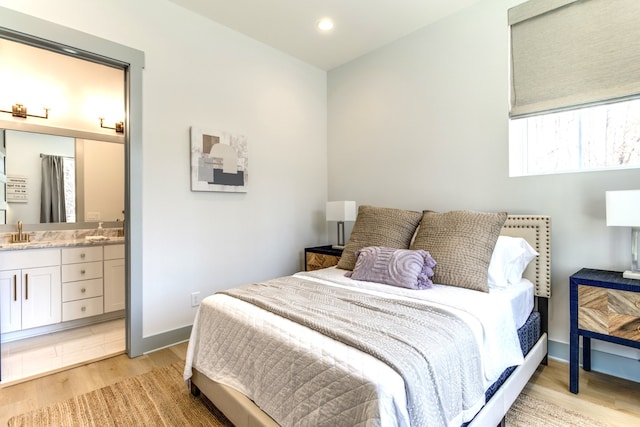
[98,221,104,236]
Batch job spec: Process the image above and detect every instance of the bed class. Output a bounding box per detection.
[184,209,551,427]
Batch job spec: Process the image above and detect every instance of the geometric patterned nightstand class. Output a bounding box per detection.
[304,245,343,271]
[569,268,640,394]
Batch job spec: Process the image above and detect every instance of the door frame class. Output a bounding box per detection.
[0,6,145,357]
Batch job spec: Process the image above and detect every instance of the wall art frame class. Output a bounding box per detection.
[190,126,248,193]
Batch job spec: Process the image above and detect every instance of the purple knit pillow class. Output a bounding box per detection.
[345,246,436,290]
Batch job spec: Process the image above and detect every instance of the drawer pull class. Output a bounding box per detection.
[25,274,28,300]
[81,269,86,274]
[81,306,86,312]
[81,253,86,258]
[81,287,87,293]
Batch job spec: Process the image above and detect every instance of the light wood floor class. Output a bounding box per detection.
[0,343,638,426]
[0,341,188,425]
[523,357,640,426]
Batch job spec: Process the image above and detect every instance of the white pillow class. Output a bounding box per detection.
[488,236,538,287]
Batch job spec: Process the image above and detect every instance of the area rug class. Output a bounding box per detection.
[505,391,609,427]
[7,362,232,427]
[8,362,607,426]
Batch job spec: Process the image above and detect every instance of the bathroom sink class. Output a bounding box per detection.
[85,236,110,242]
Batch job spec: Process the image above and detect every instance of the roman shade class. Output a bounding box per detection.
[509,0,640,118]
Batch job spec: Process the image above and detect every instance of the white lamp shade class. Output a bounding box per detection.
[606,190,640,227]
[326,201,357,222]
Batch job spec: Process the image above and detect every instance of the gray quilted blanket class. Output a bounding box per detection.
[222,276,485,427]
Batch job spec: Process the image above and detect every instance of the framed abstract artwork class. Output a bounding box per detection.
[190,127,248,192]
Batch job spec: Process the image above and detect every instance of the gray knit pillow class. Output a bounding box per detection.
[337,205,422,271]
[410,210,508,293]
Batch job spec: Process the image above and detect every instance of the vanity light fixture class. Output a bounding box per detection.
[99,117,124,133]
[0,103,50,119]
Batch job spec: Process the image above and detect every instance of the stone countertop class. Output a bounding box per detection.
[0,227,125,251]
[0,236,125,251]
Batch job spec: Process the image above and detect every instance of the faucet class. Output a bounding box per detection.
[117,210,125,237]
[11,220,30,243]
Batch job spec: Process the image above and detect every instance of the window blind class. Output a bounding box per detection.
[509,0,640,118]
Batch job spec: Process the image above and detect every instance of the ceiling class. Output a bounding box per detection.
[169,0,482,70]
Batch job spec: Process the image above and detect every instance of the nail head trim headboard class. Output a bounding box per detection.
[501,215,551,298]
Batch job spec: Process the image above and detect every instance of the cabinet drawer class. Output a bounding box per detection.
[578,284,640,342]
[62,261,103,282]
[62,278,103,302]
[62,296,104,321]
[609,289,640,341]
[305,253,340,271]
[104,244,124,260]
[0,248,60,270]
[61,246,103,264]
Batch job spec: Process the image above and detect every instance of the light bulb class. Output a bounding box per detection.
[317,18,334,31]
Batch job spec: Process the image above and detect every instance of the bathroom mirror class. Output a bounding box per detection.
[3,128,124,225]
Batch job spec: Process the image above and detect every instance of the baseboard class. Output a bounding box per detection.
[549,339,640,383]
[142,325,193,354]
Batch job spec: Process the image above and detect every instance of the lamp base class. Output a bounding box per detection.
[331,244,345,250]
[622,270,640,280]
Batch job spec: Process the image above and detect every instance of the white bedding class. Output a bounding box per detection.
[297,267,532,383]
[185,292,413,426]
[184,269,533,426]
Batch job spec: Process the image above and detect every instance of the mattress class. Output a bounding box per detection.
[486,310,540,400]
[299,267,534,328]
[462,310,541,426]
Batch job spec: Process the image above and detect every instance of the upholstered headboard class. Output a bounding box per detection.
[501,215,551,298]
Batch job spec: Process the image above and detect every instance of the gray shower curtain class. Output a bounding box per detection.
[40,155,67,223]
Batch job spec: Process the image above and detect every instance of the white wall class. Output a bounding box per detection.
[0,0,328,338]
[328,0,640,378]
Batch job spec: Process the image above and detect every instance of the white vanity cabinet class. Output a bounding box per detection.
[0,249,61,333]
[1,242,124,339]
[61,246,104,322]
[103,244,125,313]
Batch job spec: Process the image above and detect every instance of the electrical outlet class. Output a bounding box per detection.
[86,211,101,221]
[190,291,201,307]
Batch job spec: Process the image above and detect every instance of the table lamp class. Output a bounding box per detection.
[606,190,640,279]
[326,201,356,249]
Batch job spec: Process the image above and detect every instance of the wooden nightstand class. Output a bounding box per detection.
[569,268,640,393]
[304,245,343,271]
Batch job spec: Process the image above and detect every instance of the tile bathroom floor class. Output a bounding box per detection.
[0,318,125,386]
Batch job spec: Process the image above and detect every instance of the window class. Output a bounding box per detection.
[509,99,640,176]
[508,0,640,176]
[63,157,76,222]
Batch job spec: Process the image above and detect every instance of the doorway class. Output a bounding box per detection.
[0,7,144,384]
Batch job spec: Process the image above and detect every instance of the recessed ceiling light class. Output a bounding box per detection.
[317,18,334,32]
